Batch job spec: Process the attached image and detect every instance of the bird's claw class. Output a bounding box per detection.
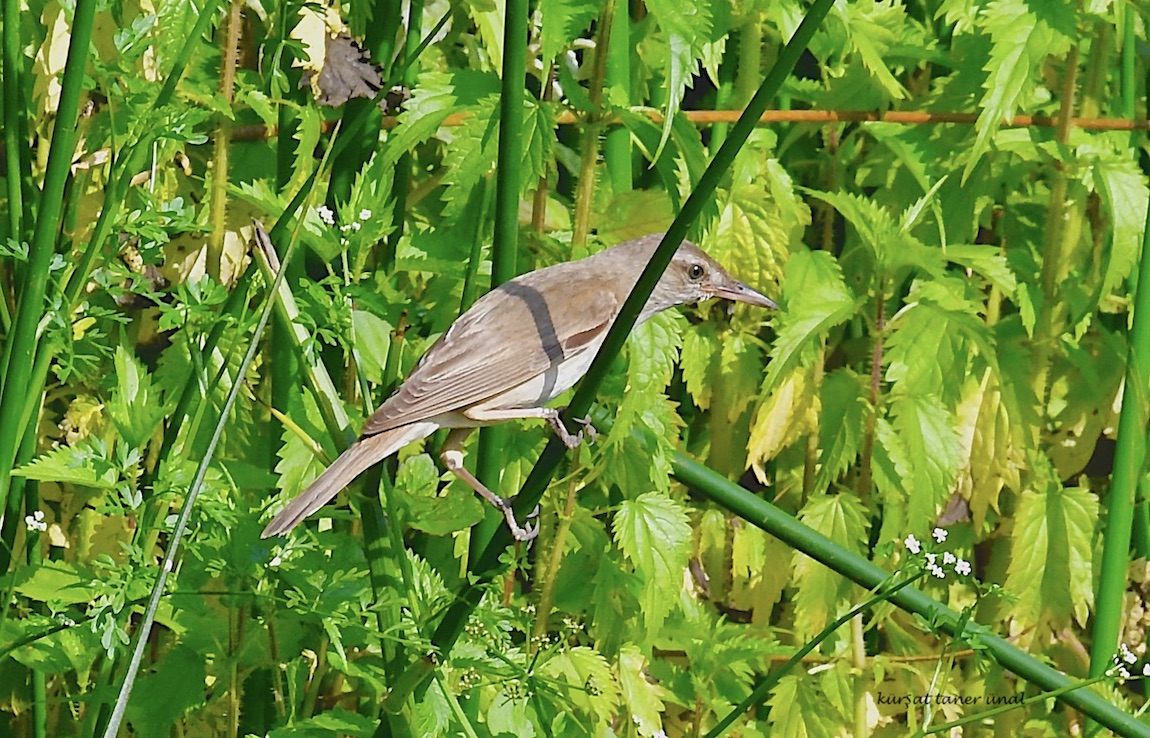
[549,413,598,449]
[494,496,540,541]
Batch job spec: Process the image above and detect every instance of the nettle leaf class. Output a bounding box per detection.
[889,394,962,531]
[805,188,945,277]
[14,438,118,489]
[1006,473,1098,630]
[521,99,555,197]
[605,391,681,493]
[966,0,1074,181]
[1086,142,1148,298]
[538,646,621,728]
[616,108,711,213]
[618,645,666,738]
[351,309,392,384]
[747,369,818,479]
[643,0,712,162]
[440,94,500,219]
[840,0,909,100]
[614,492,691,635]
[762,249,859,394]
[273,390,330,495]
[540,0,605,64]
[945,244,1018,297]
[792,493,869,639]
[628,311,684,392]
[680,322,720,410]
[708,130,810,293]
[813,369,866,494]
[729,524,792,623]
[107,345,169,449]
[884,278,993,406]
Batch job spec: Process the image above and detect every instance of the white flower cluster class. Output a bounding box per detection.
[25,510,47,532]
[903,528,972,580]
[1110,643,1150,682]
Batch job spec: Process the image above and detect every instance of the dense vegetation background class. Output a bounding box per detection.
[3,0,1150,735]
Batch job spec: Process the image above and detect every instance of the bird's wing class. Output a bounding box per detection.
[361,265,622,436]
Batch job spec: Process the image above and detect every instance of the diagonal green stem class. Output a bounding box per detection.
[422,0,837,668]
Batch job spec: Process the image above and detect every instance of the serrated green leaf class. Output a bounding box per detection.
[945,244,1018,296]
[440,95,501,219]
[813,370,866,494]
[13,439,118,489]
[628,311,684,392]
[1089,145,1148,298]
[841,0,909,100]
[768,674,839,738]
[966,0,1074,181]
[890,394,962,531]
[351,309,392,384]
[792,493,869,639]
[644,0,712,162]
[885,278,994,406]
[13,561,95,605]
[614,492,691,634]
[618,645,665,737]
[1006,473,1098,629]
[762,250,858,393]
[540,0,605,64]
[107,344,168,449]
[539,646,621,726]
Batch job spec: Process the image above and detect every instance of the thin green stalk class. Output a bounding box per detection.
[2,0,33,245]
[206,0,242,281]
[1088,113,1150,676]
[603,0,632,194]
[0,0,96,553]
[473,0,528,551]
[1122,3,1136,120]
[571,5,613,248]
[382,0,423,270]
[416,0,837,681]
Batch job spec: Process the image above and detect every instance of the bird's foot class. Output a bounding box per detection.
[493,496,540,541]
[548,413,598,449]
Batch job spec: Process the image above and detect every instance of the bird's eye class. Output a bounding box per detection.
[688,263,705,281]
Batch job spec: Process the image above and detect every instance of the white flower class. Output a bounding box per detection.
[316,205,335,226]
[25,510,47,532]
[904,534,921,554]
[929,564,946,579]
[1143,664,1150,677]
[933,527,948,543]
[943,551,957,565]
[925,552,937,566]
[269,555,283,568]
[955,559,972,576]
[359,208,372,220]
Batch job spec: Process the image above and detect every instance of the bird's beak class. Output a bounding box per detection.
[708,277,779,310]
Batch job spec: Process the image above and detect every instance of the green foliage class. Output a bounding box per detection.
[2,1,1148,736]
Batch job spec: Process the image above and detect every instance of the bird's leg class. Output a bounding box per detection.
[462,406,597,450]
[441,428,539,541]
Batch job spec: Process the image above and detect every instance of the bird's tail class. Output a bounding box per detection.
[261,422,439,538]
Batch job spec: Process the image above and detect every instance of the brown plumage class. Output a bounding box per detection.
[262,234,776,540]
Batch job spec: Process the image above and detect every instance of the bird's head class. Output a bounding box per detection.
[645,240,778,316]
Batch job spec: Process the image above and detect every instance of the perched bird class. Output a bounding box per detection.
[261,234,776,540]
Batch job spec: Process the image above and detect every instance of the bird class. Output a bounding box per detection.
[261,234,777,541]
